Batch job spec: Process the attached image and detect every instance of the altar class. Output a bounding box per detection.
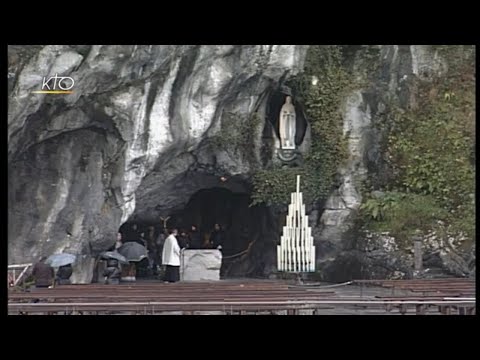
[180,249,222,281]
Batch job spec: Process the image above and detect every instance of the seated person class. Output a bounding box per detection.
[56,264,73,285]
[32,257,54,288]
[103,258,121,285]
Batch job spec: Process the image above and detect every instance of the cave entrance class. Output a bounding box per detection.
[171,186,281,279]
[169,187,252,257]
[123,178,281,279]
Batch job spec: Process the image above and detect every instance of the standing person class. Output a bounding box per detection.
[154,227,168,278]
[108,232,123,251]
[115,232,123,250]
[146,226,156,252]
[162,228,181,283]
[146,226,157,275]
[177,229,189,249]
[137,232,147,247]
[188,225,202,249]
[155,228,168,265]
[125,223,141,243]
[210,223,225,250]
[31,257,54,288]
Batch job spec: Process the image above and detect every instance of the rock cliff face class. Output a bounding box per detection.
[8,45,474,282]
[8,45,308,281]
[314,45,474,281]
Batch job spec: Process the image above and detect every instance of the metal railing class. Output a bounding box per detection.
[8,263,33,287]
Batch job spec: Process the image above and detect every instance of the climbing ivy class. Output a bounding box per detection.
[211,111,263,165]
[252,45,354,206]
[252,167,306,206]
[360,191,450,246]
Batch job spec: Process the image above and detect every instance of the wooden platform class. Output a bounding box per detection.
[8,279,476,315]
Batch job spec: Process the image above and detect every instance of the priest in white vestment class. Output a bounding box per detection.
[162,228,181,283]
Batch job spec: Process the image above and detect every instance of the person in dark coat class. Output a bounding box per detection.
[146,226,157,275]
[210,223,225,250]
[188,225,202,249]
[31,257,54,288]
[155,228,168,266]
[56,264,73,285]
[146,226,156,250]
[136,232,147,247]
[177,229,189,249]
[125,223,142,243]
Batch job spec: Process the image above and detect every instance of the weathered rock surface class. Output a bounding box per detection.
[70,255,96,284]
[8,45,308,276]
[313,45,474,281]
[8,45,472,282]
[181,250,222,281]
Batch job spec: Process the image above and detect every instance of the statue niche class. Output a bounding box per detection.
[279,96,296,150]
[264,89,308,165]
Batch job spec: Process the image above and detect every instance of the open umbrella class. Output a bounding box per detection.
[117,242,148,262]
[100,251,129,265]
[46,253,76,267]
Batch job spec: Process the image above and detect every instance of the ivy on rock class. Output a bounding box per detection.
[252,45,353,206]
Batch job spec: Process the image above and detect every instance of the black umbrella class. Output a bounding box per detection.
[100,251,129,265]
[117,242,148,262]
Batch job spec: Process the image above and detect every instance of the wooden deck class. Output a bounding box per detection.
[8,279,476,315]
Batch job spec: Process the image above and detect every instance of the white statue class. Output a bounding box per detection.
[279,96,296,149]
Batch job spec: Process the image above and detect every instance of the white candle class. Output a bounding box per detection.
[278,174,315,273]
[311,247,316,272]
[277,246,281,271]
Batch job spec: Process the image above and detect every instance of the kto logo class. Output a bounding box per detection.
[32,73,75,94]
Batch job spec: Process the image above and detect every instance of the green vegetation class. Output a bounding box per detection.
[252,45,354,206]
[360,192,449,246]
[211,111,263,164]
[218,45,474,246]
[361,45,475,243]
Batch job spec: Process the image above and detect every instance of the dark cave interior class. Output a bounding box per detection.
[120,186,279,278]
